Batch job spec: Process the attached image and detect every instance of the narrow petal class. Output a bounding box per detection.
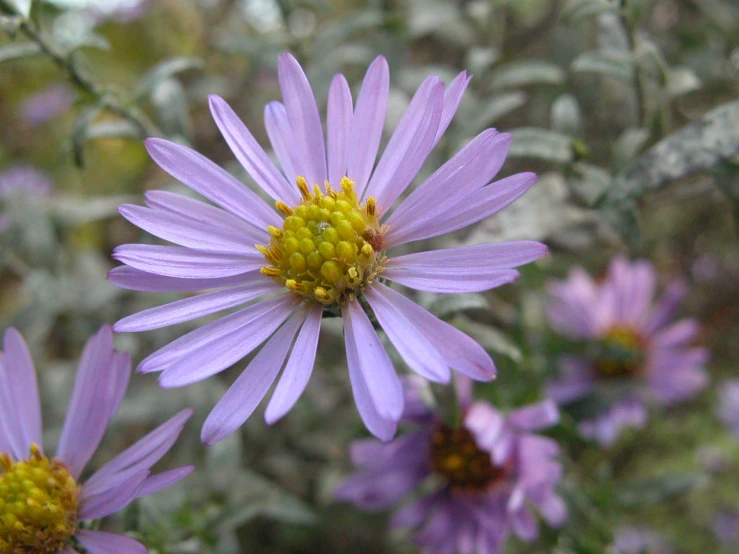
[118,204,256,253]
[327,74,353,186]
[365,282,495,381]
[433,71,472,146]
[208,95,299,203]
[645,281,686,334]
[201,310,307,445]
[264,101,299,186]
[75,531,146,554]
[136,466,194,498]
[151,295,297,385]
[107,266,256,292]
[343,299,404,422]
[57,327,131,478]
[652,319,698,348]
[78,469,148,520]
[363,283,451,383]
[464,401,505,452]
[346,56,389,196]
[264,303,323,424]
[114,280,280,332]
[277,53,327,188]
[507,400,559,431]
[364,78,444,212]
[0,329,42,459]
[113,244,261,279]
[386,172,537,248]
[144,137,282,227]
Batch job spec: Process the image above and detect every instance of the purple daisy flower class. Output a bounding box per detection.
[21,84,74,127]
[334,383,566,553]
[546,256,709,445]
[717,379,739,437]
[109,53,546,443]
[0,326,193,554]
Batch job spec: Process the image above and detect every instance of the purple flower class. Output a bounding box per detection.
[0,164,53,232]
[717,379,739,436]
[546,256,709,445]
[610,526,674,554]
[21,84,74,127]
[0,326,193,554]
[334,386,566,553]
[109,53,546,443]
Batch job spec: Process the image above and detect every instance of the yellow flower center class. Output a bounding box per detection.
[429,424,508,493]
[0,445,80,554]
[594,325,646,379]
[258,176,385,306]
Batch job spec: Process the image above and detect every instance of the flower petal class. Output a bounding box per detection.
[264,101,299,186]
[264,303,323,424]
[363,283,451,383]
[107,266,256,292]
[152,294,298,386]
[136,466,194,498]
[208,95,299,203]
[144,137,282,227]
[75,531,146,554]
[57,327,131,478]
[343,299,404,422]
[277,53,327,188]
[113,244,261,279]
[114,280,280,332]
[433,71,471,146]
[201,310,308,445]
[78,469,148,520]
[507,400,559,431]
[327,74,353,187]
[346,56,389,196]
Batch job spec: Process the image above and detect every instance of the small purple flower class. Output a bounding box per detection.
[21,84,74,127]
[547,256,709,444]
[334,386,566,553]
[0,164,53,232]
[109,53,546,443]
[717,379,739,437]
[0,326,193,554]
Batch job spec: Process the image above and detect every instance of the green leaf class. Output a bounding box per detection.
[571,50,634,82]
[151,77,191,140]
[611,127,650,172]
[451,316,523,362]
[561,0,619,23]
[665,66,701,97]
[551,94,581,137]
[136,57,203,100]
[85,120,142,141]
[605,100,739,203]
[0,41,41,63]
[489,61,565,90]
[617,473,708,507]
[568,162,612,205]
[465,92,527,134]
[508,127,575,163]
[6,0,31,18]
[426,293,489,319]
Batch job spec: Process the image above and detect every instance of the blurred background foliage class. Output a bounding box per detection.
[0,0,738,552]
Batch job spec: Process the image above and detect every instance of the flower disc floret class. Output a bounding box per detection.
[0,445,80,554]
[258,176,384,305]
[594,325,646,379]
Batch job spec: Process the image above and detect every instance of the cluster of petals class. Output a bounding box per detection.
[334,383,566,553]
[109,52,546,442]
[546,255,709,445]
[0,325,193,554]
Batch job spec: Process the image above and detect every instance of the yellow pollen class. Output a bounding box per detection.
[0,445,80,554]
[594,325,646,378]
[260,176,385,305]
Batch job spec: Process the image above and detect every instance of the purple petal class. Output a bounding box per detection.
[652,319,698,348]
[201,310,307,445]
[390,495,435,529]
[113,244,262,279]
[78,469,148,520]
[144,137,282,227]
[346,56,389,196]
[510,506,539,541]
[647,347,709,404]
[547,269,601,338]
[107,265,257,292]
[264,303,323,424]
[387,171,536,247]
[546,356,594,404]
[366,282,495,381]
[464,401,505,453]
[533,492,568,527]
[136,466,194,498]
[114,280,280,332]
[645,281,686,334]
[363,77,443,212]
[327,74,353,187]
[578,397,648,446]
[75,530,146,554]
[507,400,559,431]
[363,283,451,383]
[83,408,193,494]
[152,295,298,386]
[343,299,404,422]
[433,71,472,146]
[208,95,299,203]
[264,101,299,187]
[334,463,425,510]
[119,204,258,253]
[277,53,327,187]
[57,327,131,478]
[0,329,42,459]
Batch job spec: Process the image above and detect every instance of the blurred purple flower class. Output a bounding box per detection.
[21,84,74,127]
[547,256,709,445]
[713,509,739,547]
[109,52,546,443]
[88,0,150,24]
[0,164,53,232]
[717,379,739,436]
[335,386,566,553]
[610,526,674,554]
[0,326,193,554]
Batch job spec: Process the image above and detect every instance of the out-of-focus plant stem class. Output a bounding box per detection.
[620,0,645,129]
[0,0,160,138]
